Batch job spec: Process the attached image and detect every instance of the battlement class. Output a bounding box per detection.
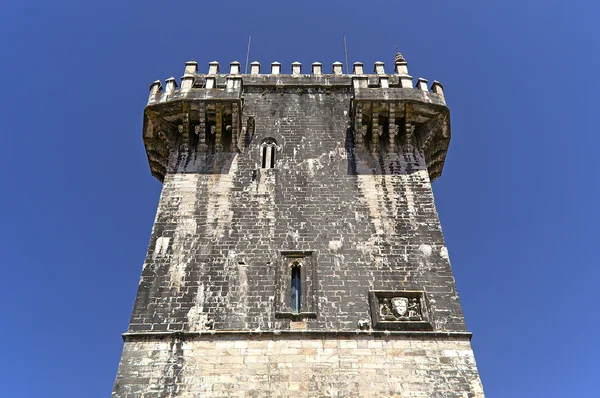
[142,55,451,182]
[147,59,445,106]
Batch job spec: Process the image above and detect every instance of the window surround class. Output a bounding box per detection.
[275,250,317,320]
[260,138,278,169]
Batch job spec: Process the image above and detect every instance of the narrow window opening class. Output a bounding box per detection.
[270,146,276,168]
[260,138,278,169]
[291,263,301,314]
[262,146,267,168]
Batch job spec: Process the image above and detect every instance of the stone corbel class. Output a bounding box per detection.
[416,112,447,153]
[388,103,396,152]
[231,102,239,152]
[371,108,379,151]
[215,103,223,152]
[404,104,415,150]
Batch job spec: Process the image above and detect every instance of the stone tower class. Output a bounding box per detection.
[112,55,485,397]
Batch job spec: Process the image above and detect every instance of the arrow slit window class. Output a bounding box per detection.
[291,262,302,314]
[275,251,316,319]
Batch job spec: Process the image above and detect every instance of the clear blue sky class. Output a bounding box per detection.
[1,1,598,396]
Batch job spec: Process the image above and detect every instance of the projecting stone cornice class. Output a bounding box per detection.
[121,330,474,342]
[142,58,451,182]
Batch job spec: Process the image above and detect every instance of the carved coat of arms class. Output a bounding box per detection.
[380,297,422,321]
[391,297,408,316]
[369,291,431,330]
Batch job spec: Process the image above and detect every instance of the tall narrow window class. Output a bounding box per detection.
[275,251,316,320]
[260,138,277,169]
[262,145,268,168]
[291,263,301,314]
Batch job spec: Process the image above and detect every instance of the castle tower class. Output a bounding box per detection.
[113,55,485,397]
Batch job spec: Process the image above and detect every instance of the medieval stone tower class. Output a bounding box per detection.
[112,54,485,397]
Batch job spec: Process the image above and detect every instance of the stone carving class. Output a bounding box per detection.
[370,291,431,330]
[379,296,422,321]
[407,298,421,319]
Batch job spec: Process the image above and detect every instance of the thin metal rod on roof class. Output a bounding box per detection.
[344,34,349,74]
[245,35,252,74]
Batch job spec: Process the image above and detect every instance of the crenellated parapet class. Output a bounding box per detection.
[350,55,449,181]
[143,61,244,182]
[143,54,450,182]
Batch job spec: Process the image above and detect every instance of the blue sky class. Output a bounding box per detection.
[1,0,598,396]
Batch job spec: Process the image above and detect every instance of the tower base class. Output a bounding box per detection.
[113,332,484,397]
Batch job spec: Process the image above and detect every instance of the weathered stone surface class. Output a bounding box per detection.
[113,59,484,396]
[113,335,483,397]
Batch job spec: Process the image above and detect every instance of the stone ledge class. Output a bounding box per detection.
[274,311,318,320]
[122,330,473,342]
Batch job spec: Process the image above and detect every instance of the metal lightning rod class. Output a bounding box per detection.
[343,34,349,74]
[245,35,252,74]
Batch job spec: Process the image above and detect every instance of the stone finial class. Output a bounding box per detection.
[250,61,260,75]
[230,61,241,75]
[181,74,195,92]
[312,62,322,75]
[227,75,242,90]
[185,60,198,75]
[208,61,219,75]
[352,75,368,89]
[416,78,429,91]
[379,76,389,88]
[431,80,444,97]
[292,62,301,76]
[352,63,368,88]
[332,61,343,75]
[271,62,281,75]
[165,77,178,94]
[399,74,413,88]
[395,62,409,75]
[353,62,364,75]
[149,80,162,96]
[205,77,216,89]
[395,54,409,75]
[374,61,385,75]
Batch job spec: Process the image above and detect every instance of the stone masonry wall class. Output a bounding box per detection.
[113,334,484,397]
[112,83,485,396]
[126,88,466,334]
